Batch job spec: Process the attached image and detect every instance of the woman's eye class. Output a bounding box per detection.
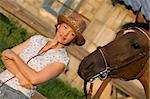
[72,33,75,36]
[64,25,67,29]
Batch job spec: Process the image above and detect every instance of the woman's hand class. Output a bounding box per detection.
[19,77,33,89]
[2,49,16,60]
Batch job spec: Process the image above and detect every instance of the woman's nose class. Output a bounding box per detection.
[63,31,69,36]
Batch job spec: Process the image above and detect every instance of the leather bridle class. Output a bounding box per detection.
[83,27,149,99]
[89,27,149,82]
[89,48,110,82]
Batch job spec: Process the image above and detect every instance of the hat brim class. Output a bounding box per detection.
[57,14,85,46]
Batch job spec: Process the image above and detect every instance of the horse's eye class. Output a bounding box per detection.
[131,43,141,49]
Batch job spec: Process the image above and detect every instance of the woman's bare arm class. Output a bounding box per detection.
[3,47,65,85]
[13,54,65,84]
[1,55,33,89]
[1,38,33,89]
[1,55,24,79]
[1,37,31,80]
[3,50,65,85]
[3,35,65,85]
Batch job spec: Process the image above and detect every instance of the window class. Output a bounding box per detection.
[42,0,83,16]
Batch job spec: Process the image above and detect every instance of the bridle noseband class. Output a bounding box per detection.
[90,67,110,82]
[83,47,110,99]
[89,48,110,82]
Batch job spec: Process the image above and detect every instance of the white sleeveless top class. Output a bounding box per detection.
[0,35,70,97]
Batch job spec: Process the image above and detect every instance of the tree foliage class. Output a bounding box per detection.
[0,13,32,69]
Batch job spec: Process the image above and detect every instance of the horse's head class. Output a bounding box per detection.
[78,48,106,82]
[78,22,149,82]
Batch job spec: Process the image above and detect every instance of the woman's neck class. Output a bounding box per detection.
[48,39,65,49]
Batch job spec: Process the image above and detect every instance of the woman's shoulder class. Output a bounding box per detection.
[30,34,45,39]
[30,35,47,42]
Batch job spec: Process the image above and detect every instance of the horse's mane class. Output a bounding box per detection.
[122,22,149,30]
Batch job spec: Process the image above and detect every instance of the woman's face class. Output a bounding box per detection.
[55,23,76,45]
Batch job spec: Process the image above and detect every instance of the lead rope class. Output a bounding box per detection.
[88,82,93,99]
[0,76,15,87]
[84,81,93,99]
[27,42,52,64]
[84,80,93,99]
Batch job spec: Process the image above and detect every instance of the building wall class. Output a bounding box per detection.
[82,0,135,52]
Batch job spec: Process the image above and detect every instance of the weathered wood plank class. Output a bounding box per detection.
[111,79,146,99]
[68,45,89,60]
[31,91,47,99]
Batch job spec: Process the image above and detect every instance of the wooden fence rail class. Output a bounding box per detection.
[111,79,146,99]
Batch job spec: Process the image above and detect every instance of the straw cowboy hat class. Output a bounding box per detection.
[57,12,87,46]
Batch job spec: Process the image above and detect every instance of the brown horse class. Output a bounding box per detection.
[78,11,149,99]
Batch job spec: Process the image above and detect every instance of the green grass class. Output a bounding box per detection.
[38,78,84,99]
[0,12,84,99]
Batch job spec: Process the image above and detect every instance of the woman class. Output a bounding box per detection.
[0,12,87,99]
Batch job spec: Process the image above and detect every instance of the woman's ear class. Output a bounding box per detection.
[57,24,61,29]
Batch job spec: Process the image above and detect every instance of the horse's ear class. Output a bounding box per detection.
[135,7,147,23]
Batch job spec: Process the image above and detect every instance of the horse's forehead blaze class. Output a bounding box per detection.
[123,30,135,34]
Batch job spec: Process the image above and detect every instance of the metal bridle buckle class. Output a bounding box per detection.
[99,67,110,80]
[89,67,110,82]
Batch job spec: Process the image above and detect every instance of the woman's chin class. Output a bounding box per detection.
[58,40,66,45]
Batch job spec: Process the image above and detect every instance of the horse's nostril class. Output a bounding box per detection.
[85,63,93,70]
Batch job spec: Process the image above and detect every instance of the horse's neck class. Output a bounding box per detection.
[137,28,149,97]
[139,60,149,99]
